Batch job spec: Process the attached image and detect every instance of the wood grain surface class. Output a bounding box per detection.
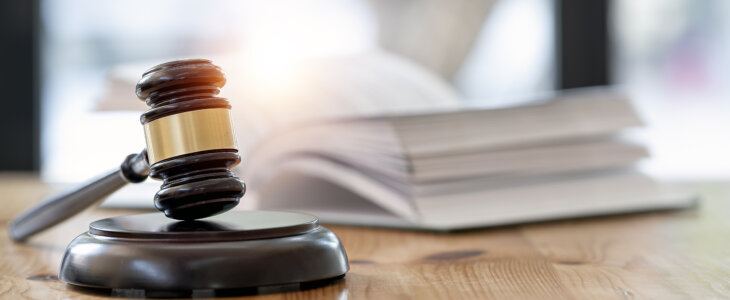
[0,174,728,299]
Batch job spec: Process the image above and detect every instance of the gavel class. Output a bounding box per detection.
[8,59,348,293]
[10,59,246,241]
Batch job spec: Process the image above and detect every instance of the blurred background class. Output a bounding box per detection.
[1,0,729,182]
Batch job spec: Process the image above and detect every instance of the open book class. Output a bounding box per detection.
[97,52,695,230]
[241,92,695,230]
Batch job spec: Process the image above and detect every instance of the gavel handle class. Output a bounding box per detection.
[9,151,149,242]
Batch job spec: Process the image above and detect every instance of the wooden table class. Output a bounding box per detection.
[1,174,728,299]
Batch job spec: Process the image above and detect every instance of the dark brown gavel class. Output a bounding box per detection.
[10,59,245,241]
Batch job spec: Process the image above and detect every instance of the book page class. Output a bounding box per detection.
[415,171,696,229]
[247,171,414,228]
[390,91,643,156]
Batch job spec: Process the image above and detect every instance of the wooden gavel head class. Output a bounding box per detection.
[136,59,245,220]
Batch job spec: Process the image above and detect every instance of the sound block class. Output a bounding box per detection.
[59,211,349,292]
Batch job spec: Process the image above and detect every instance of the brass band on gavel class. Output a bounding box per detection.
[143,108,237,164]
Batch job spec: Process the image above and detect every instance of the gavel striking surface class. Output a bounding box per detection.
[59,211,349,291]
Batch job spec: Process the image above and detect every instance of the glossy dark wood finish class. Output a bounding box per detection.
[87,211,319,242]
[149,150,245,220]
[136,58,230,123]
[136,59,245,220]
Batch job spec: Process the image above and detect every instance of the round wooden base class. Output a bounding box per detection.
[59,211,349,291]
